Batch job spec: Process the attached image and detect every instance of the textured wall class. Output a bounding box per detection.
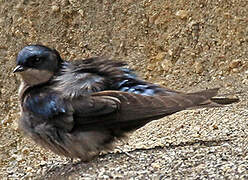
[0,0,247,178]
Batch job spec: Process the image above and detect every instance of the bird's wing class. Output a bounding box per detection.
[71,89,219,130]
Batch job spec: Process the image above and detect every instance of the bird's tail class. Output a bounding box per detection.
[185,88,240,110]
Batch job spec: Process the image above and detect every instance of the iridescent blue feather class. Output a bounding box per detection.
[25,93,66,119]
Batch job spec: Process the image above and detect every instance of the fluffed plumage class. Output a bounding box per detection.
[14,45,239,160]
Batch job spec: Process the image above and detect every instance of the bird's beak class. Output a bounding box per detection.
[13,65,25,73]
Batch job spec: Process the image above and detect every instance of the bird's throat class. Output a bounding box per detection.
[20,69,54,87]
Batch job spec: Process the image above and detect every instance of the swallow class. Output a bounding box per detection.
[13,45,239,161]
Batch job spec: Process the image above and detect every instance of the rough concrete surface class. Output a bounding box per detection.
[0,0,247,179]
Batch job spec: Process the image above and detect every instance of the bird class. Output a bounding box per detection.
[13,44,239,161]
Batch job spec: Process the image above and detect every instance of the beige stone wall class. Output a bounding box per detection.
[0,0,247,178]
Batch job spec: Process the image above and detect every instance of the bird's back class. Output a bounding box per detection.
[52,57,179,98]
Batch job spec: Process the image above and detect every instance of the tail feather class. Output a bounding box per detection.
[185,88,239,110]
[210,97,240,105]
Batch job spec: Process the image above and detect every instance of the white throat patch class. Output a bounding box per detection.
[20,68,54,86]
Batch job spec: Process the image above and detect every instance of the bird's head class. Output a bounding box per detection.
[14,45,62,86]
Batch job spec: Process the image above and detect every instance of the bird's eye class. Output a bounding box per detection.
[34,57,41,63]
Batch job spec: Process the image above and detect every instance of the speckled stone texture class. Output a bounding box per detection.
[0,0,247,179]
